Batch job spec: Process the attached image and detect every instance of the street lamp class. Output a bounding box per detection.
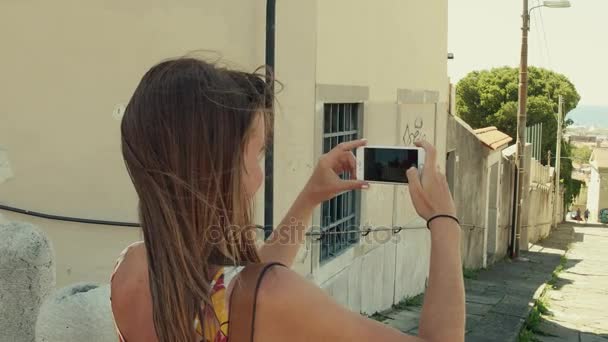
[542,0,571,9]
[511,0,570,259]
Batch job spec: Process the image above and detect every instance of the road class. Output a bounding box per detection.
[536,222,608,341]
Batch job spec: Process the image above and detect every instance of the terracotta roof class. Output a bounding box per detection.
[473,126,513,150]
[452,116,513,150]
[591,148,608,168]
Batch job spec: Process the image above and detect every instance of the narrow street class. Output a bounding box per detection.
[377,223,608,341]
[535,223,608,341]
[378,224,573,341]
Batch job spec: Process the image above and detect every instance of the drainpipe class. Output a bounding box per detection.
[509,162,518,257]
[264,0,276,239]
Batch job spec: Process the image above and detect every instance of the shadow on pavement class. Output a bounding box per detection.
[533,318,608,341]
[465,224,575,342]
[568,220,607,229]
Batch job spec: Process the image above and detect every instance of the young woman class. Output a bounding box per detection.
[110,58,465,342]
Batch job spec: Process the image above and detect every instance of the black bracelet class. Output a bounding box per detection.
[426,214,459,229]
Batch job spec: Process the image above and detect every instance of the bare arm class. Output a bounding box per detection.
[255,141,464,342]
[419,219,465,340]
[407,141,465,341]
[259,139,368,266]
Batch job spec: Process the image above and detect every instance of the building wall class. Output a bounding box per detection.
[315,0,449,102]
[525,188,553,244]
[1,0,450,316]
[526,160,553,244]
[0,0,266,287]
[446,116,488,269]
[587,166,601,222]
[597,171,608,221]
[271,0,319,276]
[308,0,449,313]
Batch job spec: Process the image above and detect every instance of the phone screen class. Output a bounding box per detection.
[363,148,419,183]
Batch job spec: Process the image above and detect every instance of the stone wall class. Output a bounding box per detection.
[36,283,114,342]
[495,158,515,261]
[0,218,55,342]
[447,116,488,269]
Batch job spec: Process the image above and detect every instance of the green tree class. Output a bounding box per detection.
[571,145,592,165]
[456,66,582,206]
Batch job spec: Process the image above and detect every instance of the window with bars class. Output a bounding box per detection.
[320,103,361,262]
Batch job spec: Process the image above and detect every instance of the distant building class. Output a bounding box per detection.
[569,135,597,143]
[586,148,608,222]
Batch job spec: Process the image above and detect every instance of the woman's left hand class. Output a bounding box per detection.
[300,139,369,207]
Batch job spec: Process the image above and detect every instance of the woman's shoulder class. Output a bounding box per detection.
[110,242,156,341]
[252,266,343,336]
[113,241,145,270]
[251,266,409,341]
[256,264,304,298]
[112,241,147,285]
[110,240,149,300]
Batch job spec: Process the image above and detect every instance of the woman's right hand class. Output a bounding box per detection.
[406,140,456,220]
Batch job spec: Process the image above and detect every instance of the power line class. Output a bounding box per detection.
[532,0,547,66]
[537,0,553,68]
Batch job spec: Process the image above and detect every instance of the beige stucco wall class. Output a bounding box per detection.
[272,0,318,276]
[0,0,265,287]
[586,162,608,222]
[597,172,608,218]
[316,0,448,102]
[572,184,588,210]
[311,0,449,313]
[1,0,449,316]
[525,188,553,245]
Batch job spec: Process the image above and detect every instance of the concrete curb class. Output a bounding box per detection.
[509,283,548,342]
[510,226,574,342]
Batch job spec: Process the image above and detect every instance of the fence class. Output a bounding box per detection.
[530,158,552,188]
[526,123,543,161]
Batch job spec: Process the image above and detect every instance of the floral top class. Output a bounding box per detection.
[110,242,243,342]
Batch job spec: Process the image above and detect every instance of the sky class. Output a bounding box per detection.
[448,0,608,106]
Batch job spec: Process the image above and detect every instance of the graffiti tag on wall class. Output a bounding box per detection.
[402,116,427,145]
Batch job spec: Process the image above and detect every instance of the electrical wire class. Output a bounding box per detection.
[0,203,139,227]
[537,0,553,68]
[532,0,547,66]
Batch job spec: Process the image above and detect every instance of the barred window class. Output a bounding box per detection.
[320,103,361,262]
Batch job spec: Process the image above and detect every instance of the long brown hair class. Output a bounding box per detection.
[121,58,271,341]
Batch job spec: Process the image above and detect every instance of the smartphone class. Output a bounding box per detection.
[356,146,425,185]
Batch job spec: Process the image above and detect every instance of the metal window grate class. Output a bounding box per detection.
[320,103,361,262]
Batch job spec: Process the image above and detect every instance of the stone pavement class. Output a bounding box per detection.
[533,223,608,341]
[376,224,575,341]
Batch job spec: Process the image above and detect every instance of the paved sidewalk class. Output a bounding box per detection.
[376,224,574,342]
[533,223,608,341]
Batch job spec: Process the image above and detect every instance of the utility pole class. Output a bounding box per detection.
[553,95,564,227]
[512,0,530,259]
